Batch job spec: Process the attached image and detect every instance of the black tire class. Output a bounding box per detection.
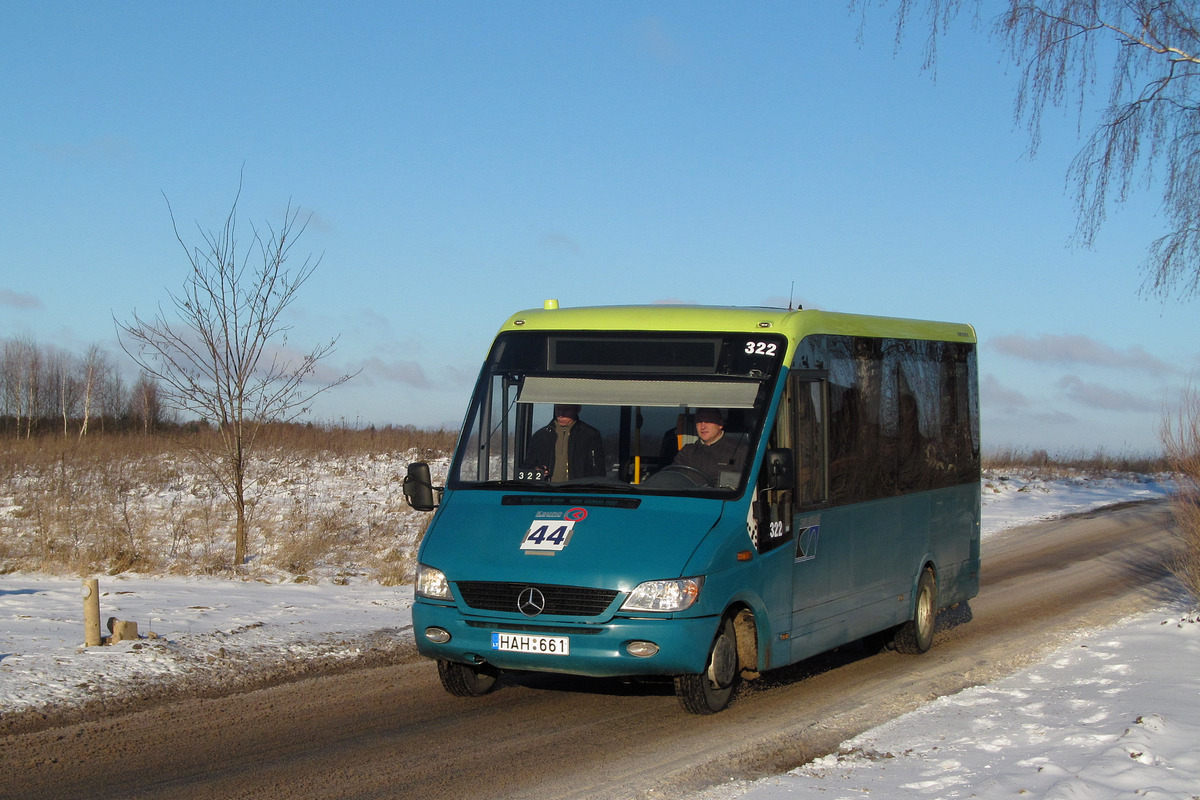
[437,659,499,697]
[893,567,937,655]
[675,615,739,714]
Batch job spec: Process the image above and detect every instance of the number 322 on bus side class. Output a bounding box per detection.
[403,300,980,714]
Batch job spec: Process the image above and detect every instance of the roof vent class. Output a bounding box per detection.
[544,299,560,310]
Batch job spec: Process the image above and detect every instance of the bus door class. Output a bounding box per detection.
[777,373,850,659]
[790,375,828,579]
[743,376,805,665]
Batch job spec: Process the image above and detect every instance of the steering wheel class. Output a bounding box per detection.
[648,464,713,488]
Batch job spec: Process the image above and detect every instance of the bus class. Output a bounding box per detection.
[403,301,980,714]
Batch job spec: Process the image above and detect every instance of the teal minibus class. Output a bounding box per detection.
[403,302,980,713]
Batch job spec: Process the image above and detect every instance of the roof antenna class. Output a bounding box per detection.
[787,281,803,311]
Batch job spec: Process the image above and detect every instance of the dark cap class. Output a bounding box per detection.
[694,408,724,425]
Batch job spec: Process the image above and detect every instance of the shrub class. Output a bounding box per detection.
[1161,385,1200,607]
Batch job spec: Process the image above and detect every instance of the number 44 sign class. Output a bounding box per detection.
[520,519,576,551]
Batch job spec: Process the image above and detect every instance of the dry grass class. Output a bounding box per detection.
[983,446,1170,476]
[0,437,179,575]
[1161,386,1200,607]
[250,422,456,459]
[0,424,455,474]
[0,425,451,579]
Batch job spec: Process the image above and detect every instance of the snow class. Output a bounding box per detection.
[977,470,1173,537]
[0,576,414,715]
[1,469,1194,800]
[695,610,1200,800]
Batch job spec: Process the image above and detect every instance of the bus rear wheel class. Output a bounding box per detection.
[893,567,937,655]
[675,615,739,714]
[437,659,499,697]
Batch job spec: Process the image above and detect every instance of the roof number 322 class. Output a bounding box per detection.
[744,341,778,356]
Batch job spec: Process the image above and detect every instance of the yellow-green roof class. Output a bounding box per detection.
[500,302,976,348]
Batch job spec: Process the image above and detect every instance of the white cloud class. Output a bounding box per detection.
[981,373,1030,410]
[1055,375,1162,413]
[358,356,431,388]
[0,289,42,310]
[990,333,1176,376]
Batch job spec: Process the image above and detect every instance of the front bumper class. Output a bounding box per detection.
[413,600,718,677]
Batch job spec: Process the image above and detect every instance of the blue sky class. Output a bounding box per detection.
[2,3,1194,454]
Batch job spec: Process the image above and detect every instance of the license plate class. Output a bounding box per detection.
[491,632,570,655]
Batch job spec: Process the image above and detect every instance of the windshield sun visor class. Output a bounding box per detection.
[516,376,761,409]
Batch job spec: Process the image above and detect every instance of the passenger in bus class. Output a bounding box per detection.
[672,408,748,486]
[523,404,607,481]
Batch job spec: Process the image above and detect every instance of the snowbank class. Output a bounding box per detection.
[697,606,1200,800]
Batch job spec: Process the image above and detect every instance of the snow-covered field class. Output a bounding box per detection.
[1,469,1194,799]
[701,607,1200,800]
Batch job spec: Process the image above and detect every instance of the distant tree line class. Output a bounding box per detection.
[0,334,167,437]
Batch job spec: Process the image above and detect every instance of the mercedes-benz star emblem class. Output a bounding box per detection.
[517,587,546,617]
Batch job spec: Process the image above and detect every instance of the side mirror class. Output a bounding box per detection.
[402,462,439,511]
[764,449,794,490]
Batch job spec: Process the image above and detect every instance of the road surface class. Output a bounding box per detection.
[0,500,1180,800]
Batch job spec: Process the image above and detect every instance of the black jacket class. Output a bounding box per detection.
[523,420,607,480]
[672,433,748,486]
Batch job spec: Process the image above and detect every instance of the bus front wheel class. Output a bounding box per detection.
[437,659,499,697]
[675,615,739,714]
[893,567,937,655]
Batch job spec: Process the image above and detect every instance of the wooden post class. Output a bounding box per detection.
[82,578,101,647]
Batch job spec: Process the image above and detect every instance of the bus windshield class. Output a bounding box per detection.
[449,330,787,495]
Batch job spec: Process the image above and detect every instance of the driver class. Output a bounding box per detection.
[672,408,747,486]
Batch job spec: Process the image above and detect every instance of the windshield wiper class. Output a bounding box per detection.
[477,478,552,488]
[548,480,632,493]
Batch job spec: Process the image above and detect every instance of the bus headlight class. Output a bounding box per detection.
[416,564,452,600]
[620,578,703,612]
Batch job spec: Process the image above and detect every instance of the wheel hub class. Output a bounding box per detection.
[707,631,737,687]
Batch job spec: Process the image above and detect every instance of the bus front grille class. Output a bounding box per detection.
[455,581,620,616]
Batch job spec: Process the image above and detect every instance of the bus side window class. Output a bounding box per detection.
[794,377,827,506]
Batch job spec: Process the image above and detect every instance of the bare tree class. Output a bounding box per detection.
[0,337,125,437]
[117,186,356,566]
[0,338,20,435]
[76,344,111,438]
[128,372,164,434]
[97,366,126,434]
[45,346,81,437]
[856,0,1200,299]
[2,335,43,438]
